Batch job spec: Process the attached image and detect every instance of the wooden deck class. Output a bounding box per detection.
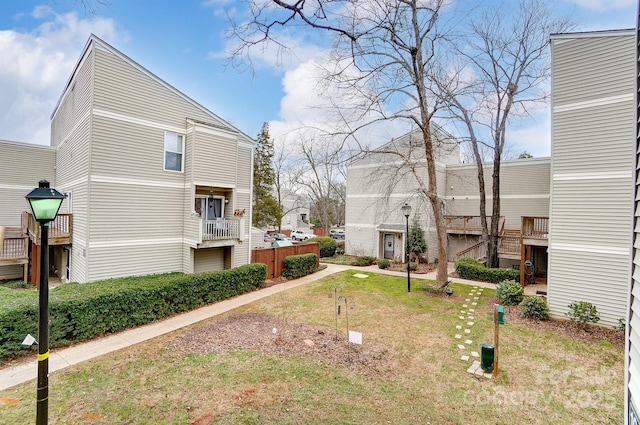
[0,227,28,281]
[26,212,73,246]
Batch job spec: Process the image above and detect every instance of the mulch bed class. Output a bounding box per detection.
[493,297,624,349]
[171,313,396,376]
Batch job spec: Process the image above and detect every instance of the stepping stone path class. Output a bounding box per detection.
[454,286,493,379]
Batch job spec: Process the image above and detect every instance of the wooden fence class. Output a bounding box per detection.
[251,242,320,279]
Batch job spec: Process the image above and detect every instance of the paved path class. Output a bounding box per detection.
[0,262,495,391]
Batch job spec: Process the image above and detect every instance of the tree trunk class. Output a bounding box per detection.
[421,126,449,288]
[487,158,501,268]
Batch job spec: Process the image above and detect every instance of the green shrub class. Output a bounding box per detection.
[409,262,418,271]
[520,296,549,320]
[378,259,390,269]
[0,264,266,364]
[307,236,338,258]
[454,257,519,283]
[282,253,318,279]
[614,318,626,332]
[354,256,376,266]
[566,301,600,328]
[496,280,524,305]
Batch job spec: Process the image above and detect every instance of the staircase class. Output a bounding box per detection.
[455,229,522,262]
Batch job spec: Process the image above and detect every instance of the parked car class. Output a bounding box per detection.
[330,229,345,240]
[263,233,276,243]
[291,230,316,241]
[269,233,291,241]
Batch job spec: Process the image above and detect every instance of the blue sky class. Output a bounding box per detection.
[0,0,637,157]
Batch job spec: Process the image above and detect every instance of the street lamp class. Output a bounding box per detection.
[25,180,64,425]
[401,203,412,292]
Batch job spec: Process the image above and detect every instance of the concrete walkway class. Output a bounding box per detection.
[0,262,495,391]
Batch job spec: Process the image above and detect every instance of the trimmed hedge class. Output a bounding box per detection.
[283,253,318,279]
[354,256,376,266]
[307,236,338,258]
[0,263,266,364]
[454,257,520,283]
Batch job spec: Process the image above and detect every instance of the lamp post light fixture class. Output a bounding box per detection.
[25,180,64,425]
[401,203,412,293]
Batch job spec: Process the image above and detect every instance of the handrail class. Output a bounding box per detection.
[522,216,549,239]
[202,218,240,241]
[455,241,487,261]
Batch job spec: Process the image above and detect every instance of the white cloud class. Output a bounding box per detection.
[0,8,125,145]
[565,0,635,12]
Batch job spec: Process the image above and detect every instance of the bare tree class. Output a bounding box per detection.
[229,0,452,287]
[433,0,573,267]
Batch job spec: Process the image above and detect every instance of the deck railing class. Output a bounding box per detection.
[27,212,73,245]
[454,241,487,262]
[445,215,505,234]
[203,219,240,241]
[522,216,549,239]
[498,236,521,257]
[0,227,28,263]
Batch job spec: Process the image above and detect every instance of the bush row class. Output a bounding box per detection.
[308,237,338,258]
[454,257,520,283]
[0,263,266,364]
[283,253,318,278]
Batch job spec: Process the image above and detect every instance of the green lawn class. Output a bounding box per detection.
[0,271,623,424]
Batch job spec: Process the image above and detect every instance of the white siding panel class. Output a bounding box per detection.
[552,35,635,106]
[192,130,237,185]
[52,50,94,147]
[547,248,629,326]
[93,49,221,128]
[88,182,184,241]
[88,243,183,282]
[0,141,56,226]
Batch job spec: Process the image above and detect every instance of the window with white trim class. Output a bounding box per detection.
[164,131,184,172]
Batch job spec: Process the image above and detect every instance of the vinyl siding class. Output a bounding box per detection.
[92,47,222,128]
[548,32,635,327]
[445,158,551,230]
[52,50,93,148]
[0,141,56,226]
[628,25,640,425]
[346,141,449,261]
[88,243,183,281]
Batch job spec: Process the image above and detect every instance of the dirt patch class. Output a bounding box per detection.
[171,312,396,376]
[492,298,625,349]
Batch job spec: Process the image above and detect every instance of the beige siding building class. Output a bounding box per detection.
[345,128,460,261]
[0,35,255,284]
[549,30,635,328]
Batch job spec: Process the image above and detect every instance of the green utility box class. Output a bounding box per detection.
[481,342,494,372]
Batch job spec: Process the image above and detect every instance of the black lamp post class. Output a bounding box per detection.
[401,203,412,292]
[25,180,64,425]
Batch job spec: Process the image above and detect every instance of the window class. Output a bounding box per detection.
[164,132,184,172]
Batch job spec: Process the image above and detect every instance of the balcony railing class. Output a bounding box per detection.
[0,227,28,265]
[202,218,239,241]
[521,216,549,239]
[445,215,505,235]
[26,212,73,245]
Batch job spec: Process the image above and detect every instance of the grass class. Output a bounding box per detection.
[0,271,623,424]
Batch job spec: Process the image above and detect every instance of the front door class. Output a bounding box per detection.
[383,233,395,259]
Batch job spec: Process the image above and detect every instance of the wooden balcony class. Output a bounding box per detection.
[445,215,505,235]
[521,216,549,246]
[0,227,28,265]
[0,227,28,281]
[26,212,73,246]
